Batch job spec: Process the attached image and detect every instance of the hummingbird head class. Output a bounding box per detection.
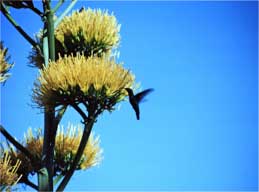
[125,88,133,96]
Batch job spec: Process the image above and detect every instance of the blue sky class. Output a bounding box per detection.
[1,1,258,191]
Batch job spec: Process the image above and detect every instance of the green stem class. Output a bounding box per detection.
[0,3,42,56]
[56,104,94,191]
[54,0,78,28]
[53,0,65,13]
[41,108,55,191]
[45,3,56,187]
[42,31,49,67]
[39,0,56,191]
[46,2,55,61]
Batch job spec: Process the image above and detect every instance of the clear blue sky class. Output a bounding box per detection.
[1,1,258,191]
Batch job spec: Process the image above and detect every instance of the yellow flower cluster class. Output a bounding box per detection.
[6,124,102,177]
[55,124,102,170]
[29,8,120,68]
[56,8,120,50]
[0,152,22,190]
[0,42,13,83]
[33,54,134,108]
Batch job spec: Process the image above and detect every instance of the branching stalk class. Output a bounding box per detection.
[28,6,43,16]
[71,104,88,120]
[23,178,39,190]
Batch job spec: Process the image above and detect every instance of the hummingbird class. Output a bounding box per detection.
[79,7,85,12]
[125,88,154,120]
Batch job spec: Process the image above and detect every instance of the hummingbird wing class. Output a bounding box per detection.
[135,88,154,103]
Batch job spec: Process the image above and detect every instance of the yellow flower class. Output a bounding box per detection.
[29,8,120,68]
[55,124,102,171]
[0,152,22,190]
[0,42,13,83]
[4,124,102,177]
[55,8,120,53]
[33,54,135,109]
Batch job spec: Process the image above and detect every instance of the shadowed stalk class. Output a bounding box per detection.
[39,0,56,191]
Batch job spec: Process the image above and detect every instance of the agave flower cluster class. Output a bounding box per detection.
[33,55,134,111]
[0,152,22,190]
[55,8,120,56]
[0,41,13,83]
[4,124,102,180]
[32,8,135,114]
[30,8,121,68]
